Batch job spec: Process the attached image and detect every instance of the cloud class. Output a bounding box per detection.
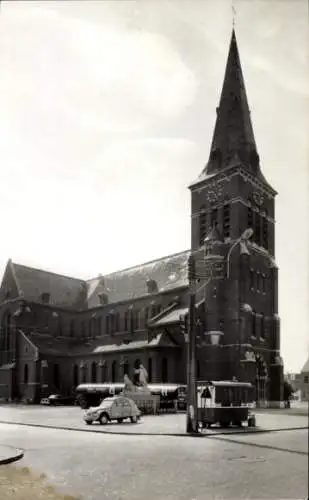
[0,3,197,135]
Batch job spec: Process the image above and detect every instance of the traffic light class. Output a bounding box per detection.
[180,314,188,333]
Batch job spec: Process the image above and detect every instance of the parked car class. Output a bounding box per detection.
[40,394,76,406]
[83,396,141,425]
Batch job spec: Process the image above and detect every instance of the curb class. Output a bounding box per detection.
[0,419,307,438]
[0,446,24,466]
[208,434,308,456]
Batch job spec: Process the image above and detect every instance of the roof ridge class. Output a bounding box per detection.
[87,249,190,281]
[12,262,85,283]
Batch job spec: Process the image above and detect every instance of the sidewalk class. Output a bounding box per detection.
[0,445,24,465]
[254,403,308,417]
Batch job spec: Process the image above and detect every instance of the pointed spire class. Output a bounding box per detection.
[204,30,260,177]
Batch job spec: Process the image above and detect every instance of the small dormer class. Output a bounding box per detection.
[98,292,108,306]
[98,275,105,287]
[41,292,50,304]
[146,279,158,294]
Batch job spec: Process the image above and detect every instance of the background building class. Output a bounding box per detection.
[287,359,309,402]
[0,30,283,405]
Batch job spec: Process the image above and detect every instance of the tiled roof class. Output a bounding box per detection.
[27,332,82,356]
[153,307,188,327]
[0,363,15,370]
[90,340,149,354]
[151,299,204,328]
[148,332,177,347]
[4,250,190,311]
[76,332,177,355]
[11,263,86,310]
[27,329,178,357]
[301,357,309,373]
[87,250,190,307]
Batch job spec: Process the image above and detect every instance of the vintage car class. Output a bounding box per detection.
[83,396,141,425]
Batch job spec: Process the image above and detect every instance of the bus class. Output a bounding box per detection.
[75,383,187,412]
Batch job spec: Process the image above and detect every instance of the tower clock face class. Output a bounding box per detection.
[206,184,223,203]
[252,191,264,207]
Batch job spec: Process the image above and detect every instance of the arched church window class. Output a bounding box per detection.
[111,361,117,382]
[123,361,129,377]
[247,206,253,229]
[262,216,269,250]
[81,321,85,338]
[24,364,29,384]
[249,268,254,290]
[223,203,230,238]
[57,317,63,337]
[147,358,152,383]
[260,313,265,340]
[210,207,218,227]
[161,357,168,383]
[53,364,60,389]
[0,312,8,352]
[97,317,102,336]
[105,315,110,335]
[70,319,75,337]
[81,364,87,384]
[199,205,207,246]
[91,362,97,383]
[124,311,129,331]
[115,312,120,332]
[144,308,149,328]
[135,310,140,330]
[255,213,261,246]
[196,359,201,379]
[73,364,79,387]
[252,311,256,338]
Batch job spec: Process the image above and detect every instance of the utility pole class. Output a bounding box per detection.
[186,253,198,433]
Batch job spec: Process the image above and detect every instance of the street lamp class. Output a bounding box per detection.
[207,330,224,346]
[226,228,253,279]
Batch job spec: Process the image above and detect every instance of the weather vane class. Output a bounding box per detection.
[232,1,236,28]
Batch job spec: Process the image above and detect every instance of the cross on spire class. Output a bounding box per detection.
[232,2,236,28]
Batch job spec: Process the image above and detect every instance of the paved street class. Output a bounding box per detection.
[0,405,308,436]
[0,422,307,500]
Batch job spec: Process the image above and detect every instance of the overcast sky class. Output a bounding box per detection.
[0,0,307,373]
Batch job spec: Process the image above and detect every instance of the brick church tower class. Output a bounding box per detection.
[189,30,283,405]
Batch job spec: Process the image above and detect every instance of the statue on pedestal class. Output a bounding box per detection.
[138,364,148,387]
[123,374,135,392]
[123,361,151,395]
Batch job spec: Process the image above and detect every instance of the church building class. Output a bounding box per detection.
[0,30,284,405]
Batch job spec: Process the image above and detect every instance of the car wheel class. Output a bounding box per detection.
[99,413,109,425]
[233,421,242,427]
[130,416,138,423]
[117,418,123,424]
[219,421,230,428]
